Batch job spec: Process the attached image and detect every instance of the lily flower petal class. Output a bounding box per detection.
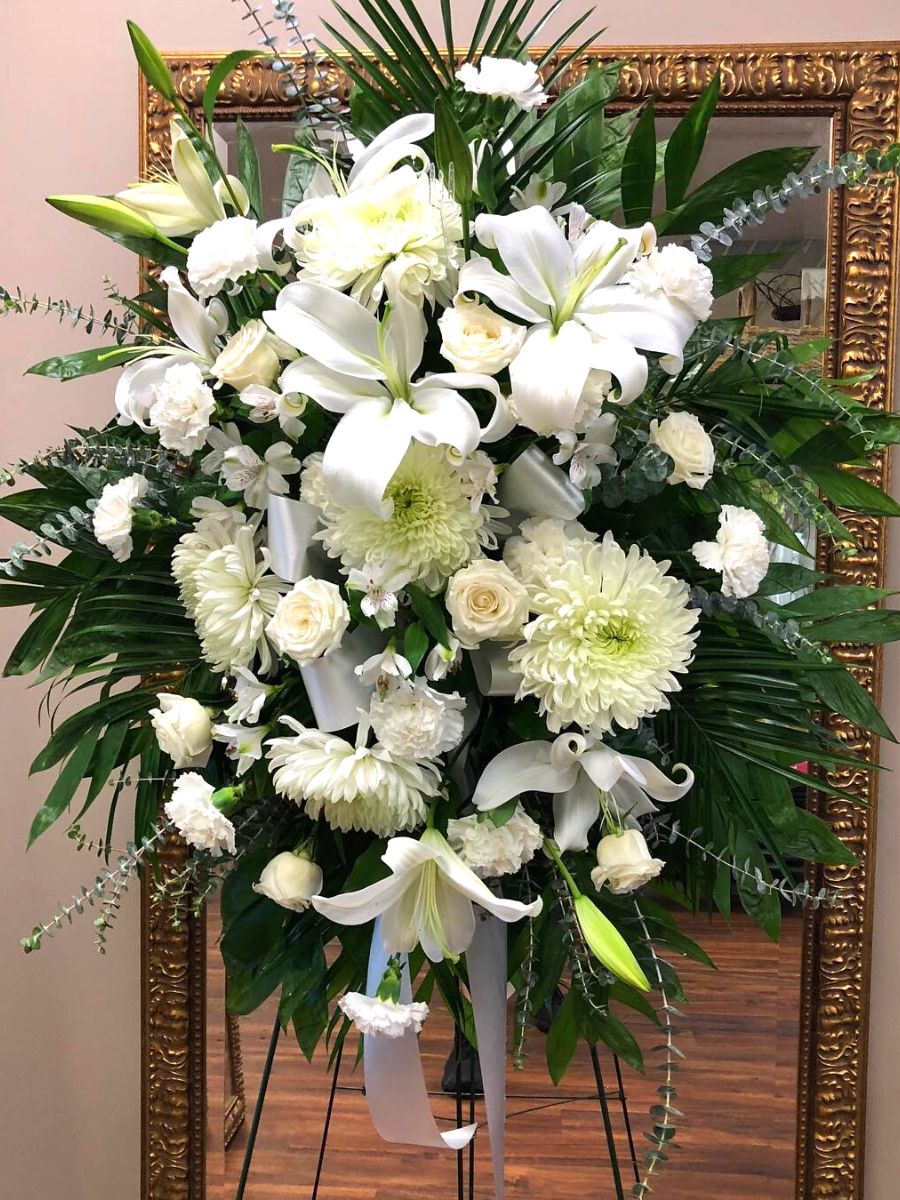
[553,772,602,853]
[348,113,436,188]
[475,206,575,309]
[160,267,227,360]
[509,321,594,435]
[265,282,384,378]
[279,358,386,414]
[322,398,415,515]
[457,254,549,323]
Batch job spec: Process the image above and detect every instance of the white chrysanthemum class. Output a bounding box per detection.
[286,166,463,308]
[148,361,215,454]
[164,773,235,857]
[447,805,544,878]
[192,525,288,673]
[368,680,466,759]
[92,473,148,562]
[508,531,699,735]
[338,992,429,1038]
[303,443,493,593]
[503,517,598,591]
[627,244,714,321]
[171,506,249,614]
[187,215,261,298]
[692,505,770,598]
[267,718,441,836]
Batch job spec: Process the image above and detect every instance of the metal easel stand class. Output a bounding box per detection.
[234,1022,640,1200]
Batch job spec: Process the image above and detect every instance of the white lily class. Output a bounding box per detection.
[472,733,694,852]
[458,205,700,434]
[224,666,271,724]
[116,120,249,237]
[265,282,511,514]
[115,267,228,430]
[312,827,542,962]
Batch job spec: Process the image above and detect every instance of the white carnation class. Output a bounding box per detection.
[648,412,715,490]
[692,505,770,598]
[164,772,235,857]
[447,806,543,878]
[148,361,215,454]
[503,517,597,591]
[266,577,350,667]
[627,244,714,321]
[187,216,261,299]
[267,718,441,837]
[92,473,148,562]
[338,992,429,1038]
[150,693,213,769]
[438,298,526,374]
[368,680,466,759]
[457,57,549,111]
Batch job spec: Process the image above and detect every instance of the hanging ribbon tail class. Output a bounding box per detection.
[363,919,477,1152]
[497,444,585,520]
[301,625,383,732]
[467,911,509,1200]
[266,493,322,582]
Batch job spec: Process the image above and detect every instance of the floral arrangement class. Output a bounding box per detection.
[5,3,900,1194]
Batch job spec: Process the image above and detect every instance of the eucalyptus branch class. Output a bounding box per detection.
[0,284,146,344]
[646,815,837,909]
[1,504,95,578]
[688,584,831,661]
[630,900,683,1198]
[21,821,172,954]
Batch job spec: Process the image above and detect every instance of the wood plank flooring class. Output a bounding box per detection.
[206,911,802,1200]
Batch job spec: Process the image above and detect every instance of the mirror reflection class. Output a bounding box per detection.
[206,111,830,1200]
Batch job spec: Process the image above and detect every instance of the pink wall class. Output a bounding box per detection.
[2,3,899,1198]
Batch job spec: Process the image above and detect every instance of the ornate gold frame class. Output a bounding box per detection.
[139,45,900,1200]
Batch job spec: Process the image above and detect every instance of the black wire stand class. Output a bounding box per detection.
[233,1016,641,1200]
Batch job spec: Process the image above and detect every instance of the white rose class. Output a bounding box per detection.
[150,693,213,768]
[148,361,216,454]
[187,215,260,299]
[164,772,236,857]
[368,680,466,759]
[266,577,350,666]
[590,829,664,894]
[627,244,713,321]
[457,57,549,111]
[446,559,530,648]
[211,320,282,391]
[692,504,770,599]
[92,474,148,562]
[648,412,715,490]
[438,298,526,374]
[252,850,323,911]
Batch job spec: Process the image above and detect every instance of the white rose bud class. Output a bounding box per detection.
[438,298,526,375]
[266,577,350,666]
[211,319,282,392]
[648,412,715,490]
[253,850,323,911]
[150,693,213,768]
[446,559,530,648]
[591,829,664,895]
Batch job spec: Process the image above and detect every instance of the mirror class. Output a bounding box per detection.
[198,110,830,1200]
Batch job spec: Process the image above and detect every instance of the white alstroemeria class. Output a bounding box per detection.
[510,175,566,212]
[552,412,618,488]
[265,282,509,513]
[312,827,543,962]
[458,206,701,434]
[201,421,243,474]
[225,666,271,724]
[218,437,300,509]
[116,119,249,236]
[347,562,412,630]
[457,57,549,111]
[239,384,308,439]
[212,721,267,776]
[472,733,694,852]
[115,267,228,430]
[424,636,461,682]
[355,647,413,688]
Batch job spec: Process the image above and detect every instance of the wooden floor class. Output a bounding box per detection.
[206,911,803,1200]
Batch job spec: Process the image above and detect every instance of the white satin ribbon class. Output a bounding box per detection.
[363,915,510,1197]
[498,445,585,520]
[471,644,521,697]
[301,625,383,732]
[266,493,322,582]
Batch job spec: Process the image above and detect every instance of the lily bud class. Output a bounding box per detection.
[573,893,650,993]
[46,194,160,238]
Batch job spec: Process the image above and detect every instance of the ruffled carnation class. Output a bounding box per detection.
[148,361,215,454]
[507,530,699,735]
[338,992,429,1038]
[447,806,543,878]
[692,505,770,598]
[503,517,598,591]
[164,773,235,857]
[303,443,494,593]
[627,244,713,321]
[92,474,148,562]
[187,215,261,298]
[267,718,441,836]
[368,680,466,759]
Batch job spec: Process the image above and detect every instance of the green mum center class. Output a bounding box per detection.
[582,612,641,654]
[388,479,438,529]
